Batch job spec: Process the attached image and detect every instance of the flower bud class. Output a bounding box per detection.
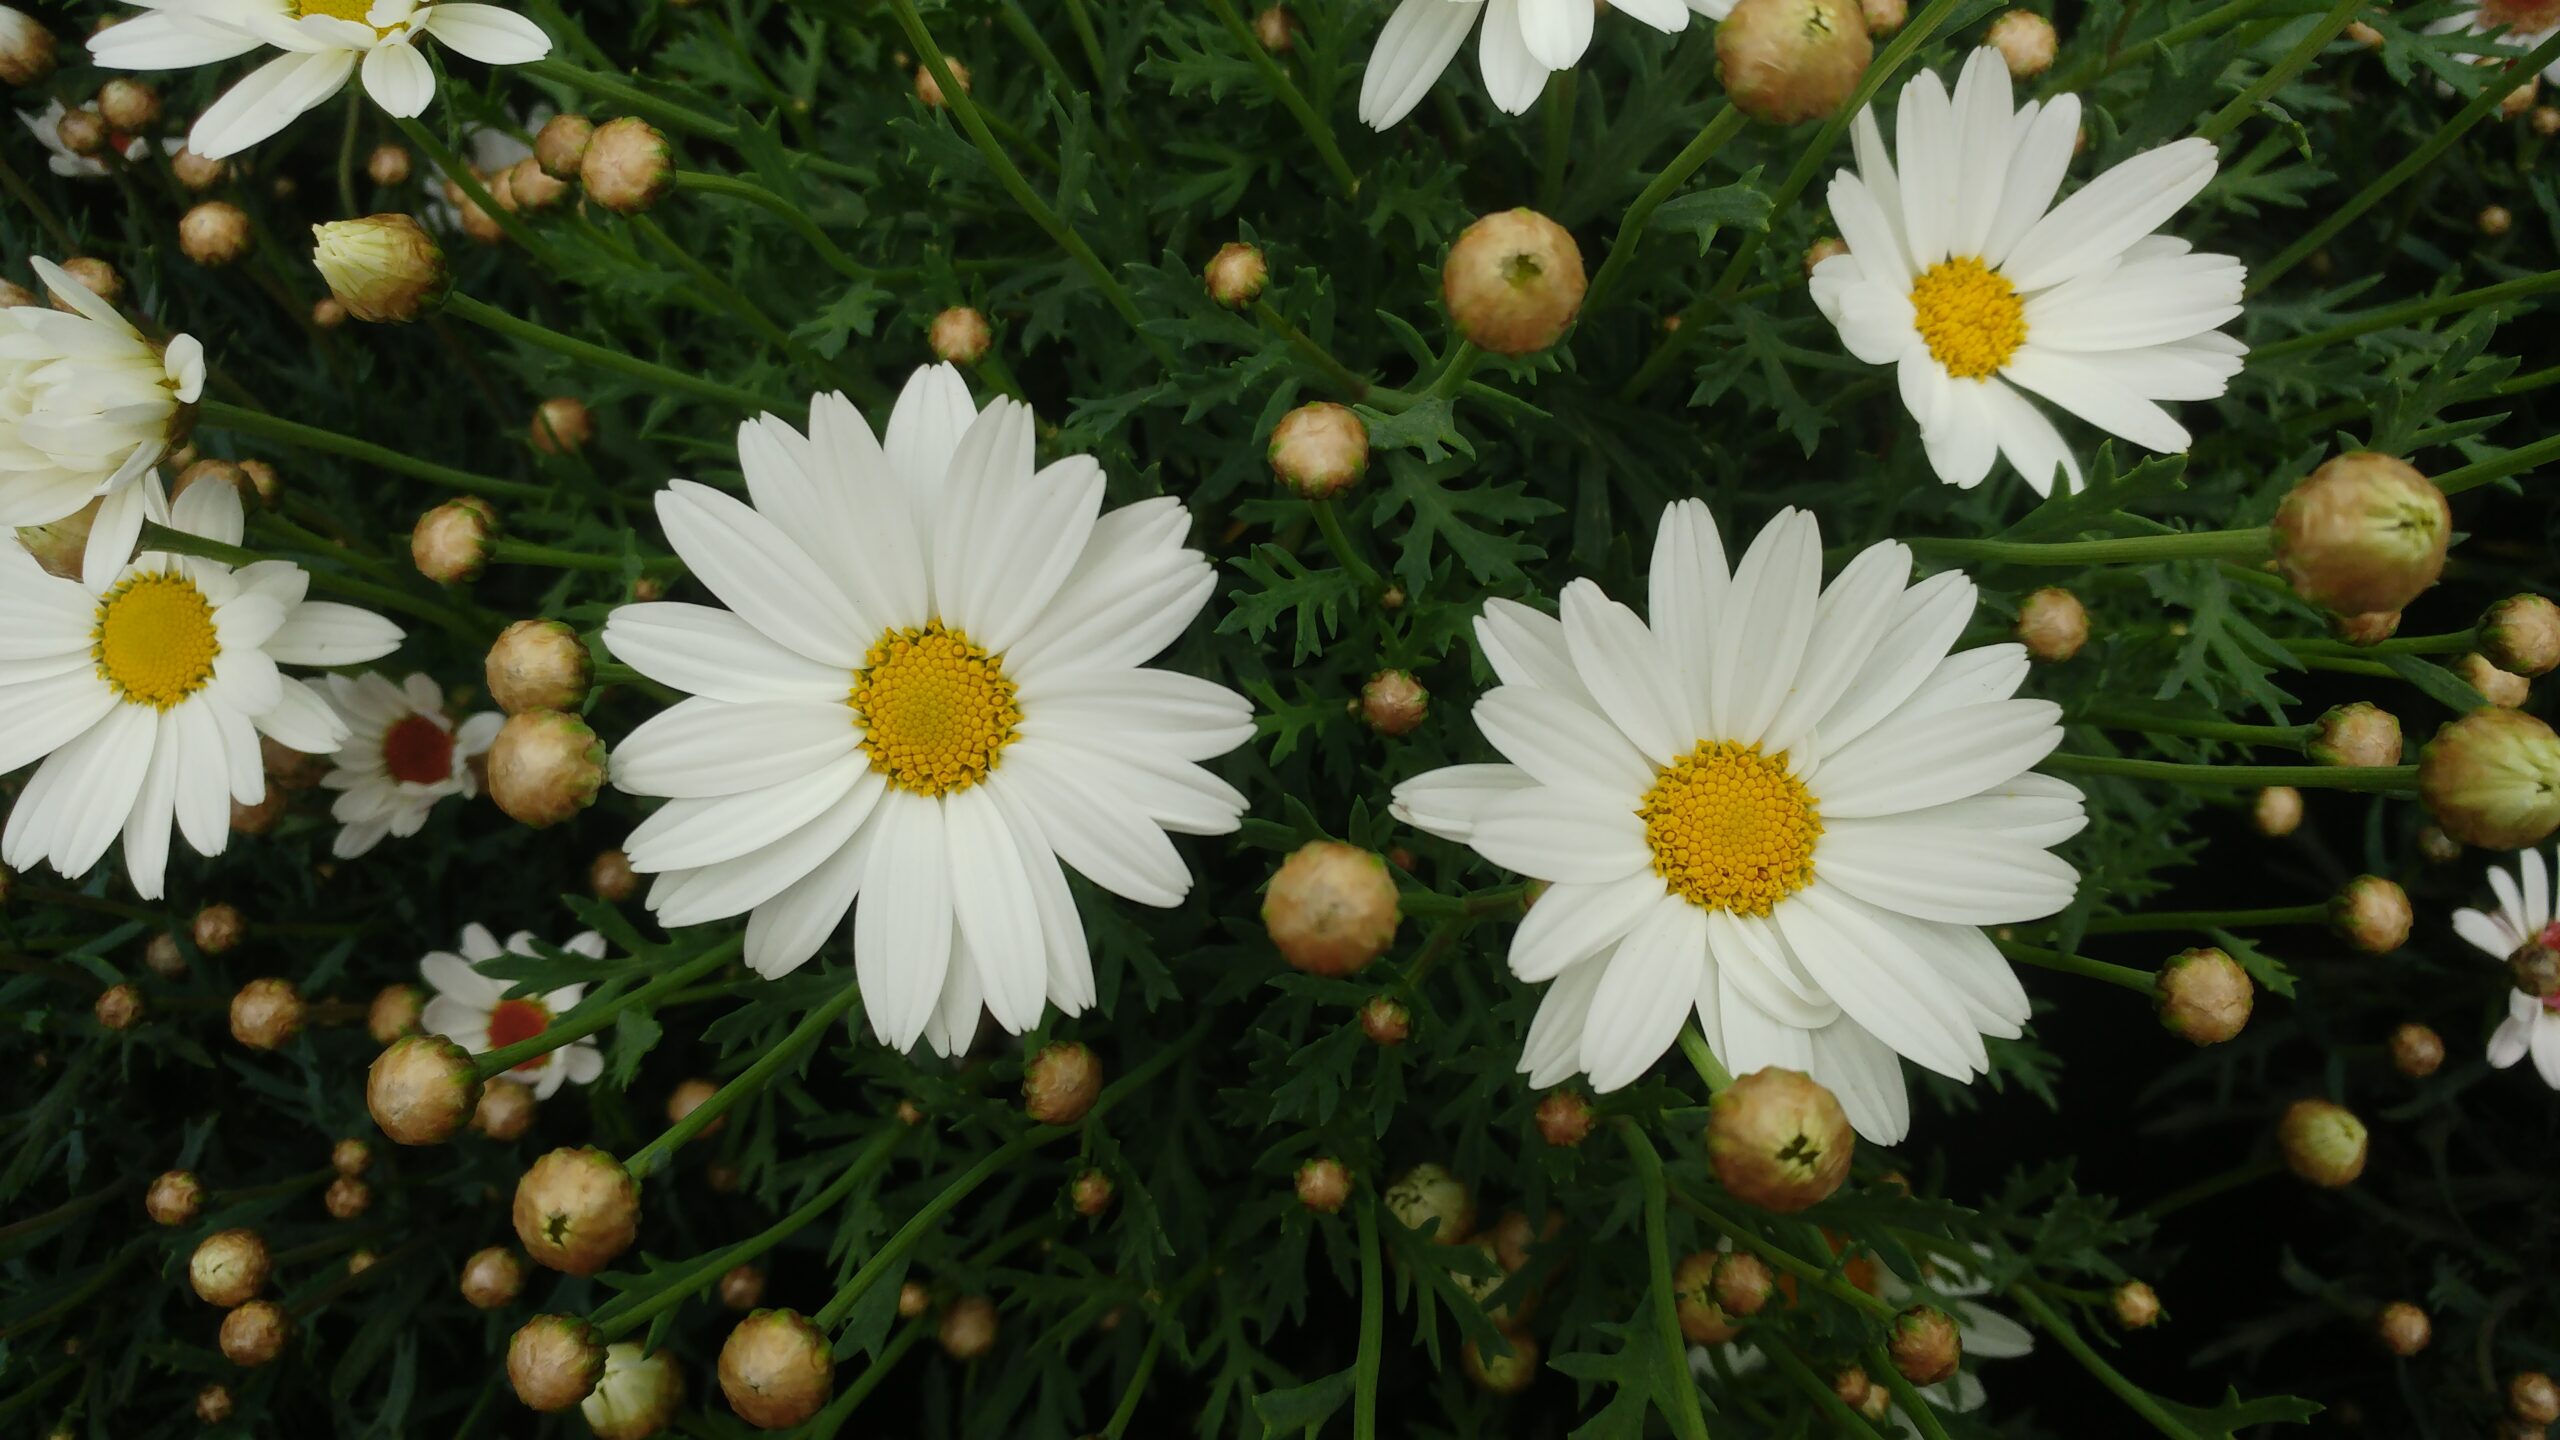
[476,1076,537,1137]
[514,1146,640,1276]
[1719,0,1873,124]
[1269,401,1370,500]
[1360,669,1429,736]
[2480,204,2515,236]
[2272,453,2451,615]
[1832,1365,1873,1411]
[939,1294,998,1359]
[450,175,505,243]
[914,57,971,107]
[98,78,158,131]
[229,978,304,1051]
[487,620,593,714]
[313,296,349,327]
[1705,1067,1854,1213]
[718,1309,834,1428]
[1675,1250,1742,1342]
[1986,9,2056,78]
[2111,1280,2162,1330]
[170,146,225,190]
[195,901,246,954]
[897,1280,931,1317]
[172,458,250,509]
[55,257,119,307]
[1861,0,1907,32]
[144,932,186,979]
[529,396,593,455]
[178,201,253,267]
[1204,242,1269,309]
[2387,1022,2443,1078]
[2330,875,2410,953]
[2480,595,2560,678]
[0,278,31,308]
[1264,840,1401,976]
[583,1343,684,1440]
[507,155,568,213]
[191,1229,270,1307]
[148,1170,204,1226]
[666,1077,724,1139]
[1384,1162,1475,1242]
[2512,930,2560,1000]
[1295,1157,1352,1214]
[2331,609,2401,646]
[1254,5,1296,51]
[928,305,991,365]
[1462,1331,1540,1394]
[2015,586,2087,661]
[580,117,673,214]
[591,848,638,902]
[2420,824,2461,863]
[55,103,106,155]
[365,142,411,186]
[2513,1372,2560,1426]
[1700,1253,1774,1319]
[2538,104,2560,137]
[1358,995,1411,1045]
[2419,708,2560,848]
[1443,208,1586,354]
[368,982,423,1044]
[721,1263,766,1310]
[1890,1304,1963,1385]
[194,1384,232,1424]
[508,1314,605,1411]
[488,710,607,827]
[311,214,448,322]
[322,1174,371,1219]
[1534,1090,1595,1147]
[460,1245,525,1308]
[231,780,284,835]
[368,1033,484,1145]
[1023,1040,1103,1124]
[2308,701,2402,767]
[0,5,58,86]
[2374,1300,2430,1356]
[2278,1098,2367,1187]
[2253,785,2303,837]
[219,1299,289,1366]
[1804,235,1849,275]
[2457,652,2531,708]
[412,497,495,583]
[95,982,143,1031]
[535,113,594,178]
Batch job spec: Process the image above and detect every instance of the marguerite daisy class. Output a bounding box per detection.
[310,671,499,859]
[419,923,604,1098]
[602,366,1254,1056]
[1358,0,1690,129]
[2428,0,2560,84]
[1811,48,2247,494]
[2,258,204,583]
[2453,846,2560,1088]
[1391,502,2082,1142]
[0,477,401,898]
[87,0,551,161]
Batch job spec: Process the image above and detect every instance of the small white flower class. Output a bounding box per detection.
[310,671,498,858]
[418,923,604,1098]
[16,99,172,178]
[2453,846,2560,1087]
[1358,0,1690,129]
[2,258,205,581]
[1812,48,2247,494]
[2428,0,2560,84]
[87,0,551,161]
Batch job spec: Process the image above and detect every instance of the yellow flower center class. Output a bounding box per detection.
[1909,256,2027,380]
[848,621,1020,796]
[1638,740,1822,916]
[295,0,376,20]
[92,572,220,711]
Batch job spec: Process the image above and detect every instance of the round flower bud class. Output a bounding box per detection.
[1987,9,2056,78]
[311,214,448,322]
[191,1229,271,1307]
[2111,1280,2162,1329]
[1462,1331,1540,1395]
[2308,701,2402,767]
[95,982,143,1031]
[2374,1301,2430,1356]
[2419,708,2560,848]
[914,57,971,108]
[1804,235,1849,275]
[412,497,495,583]
[2330,875,2410,953]
[2278,1098,2368,1188]
[321,1175,371,1219]
[2457,652,2531,708]
[1860,0,1908,31]
[2344,18,2383,46]
[507,155,569,213]
[1486,1208,1558,1275]
[514,1147,640,1276]
[368,982,424,1044]
[1889,1305,1963,1385]
[582,1342,684,1440]
[194,902,246,954]
[1204,242,1269,309]
[1705,1067,1854,1213]
[589,848,639,903]
[475,1077,535,1136]
[56,257,120,307]
[2512,1372,2560,1425]
[1253,5,1296,51]
[0,5,58,86]
[359,142,411,186]
[55,104,107,155]
[1700,1253,1773,1318]
[1023,1041,1104,1125]
[2388,1022,2443,1078]
[2154,946,2263,1048]
[509,1315,606,1412]
[2479,204,2514,237]
[2481,595,2560,678]
[718,1309,834,1428]
[1360,669,1429,736]
[580,117,673,214]
[230,780,284,835]
[488,710,607,827]
[1384,1162,1475,1242]
[195,1384,232,1424]
[1718,0,1872,124]
[1832,1365,1873,1411]
[229,978,304,1052]
[1065,1168,1117,1219]
[2418,825,2462,864]
[1264,841,1401,976]
[666,1077,724,1139]
[2332,609,2402,646]
[897,1280,931,1317]
[98,77,159,131]
[368,1033,484,1145]
[2538,103,2560,136]
[2253,785,2304,837]
[143,932,185,979]
[460,1246,525,1308]
[939,1294,998,1360]
[928,305,992,365]
[535,113,594,178]
[1296,1157,1353,1214]
[1534,1090,1595,1147]
[219,1299,289,1366]
[529,396,593,455]
[164,145,223,192]
[147,1170,204,1226]
[2272,453,2450,615]
[2015,586,2088,661]
[721,1263,766,1310]
[178,201,253,267]
[1357,995,1410,1046]
[313,296,348,327]
[1675,1250,1742,1343]
[1269,401,1370,499]
[171,458,250,510]
[0,278,30,307]
[1442,208,1586,355]
[487,620,593,715]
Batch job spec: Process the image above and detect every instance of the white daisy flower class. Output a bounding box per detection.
[16,99,172,178]
[602,366,1255,1057]
[0,477,402,898]
[1358,0,1690,129]
[2,258,206,583]
[2453,846,2560,1088]
[1391,501,2083,1142]
[86,0,551,161]
[310,671,500,859]
[2427,0,2560,84]
[419,923,605,1098]
[1811,48,2247,494]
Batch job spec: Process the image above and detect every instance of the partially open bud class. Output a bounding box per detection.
[461,1245,526,1308]
[535,113,594,179]
[1384,1162,1476,1242]
[2278,1098,2368,1187]
[311,215,447,322]
[1717,0,1873,125]
[1675,1251,1742,1343]
[508,156,569,213]
[2374,1301,2431,1356]
[179,201,253,267]
[219,1299,289,1366]
[2481,595,2560,678]
[914,57,971,107]
[194,1385,232,1424]
[325,1175,371,1219]
[2015,586,2087,661]
[721,1263,766,1310]
[939,1294,999,1360]
[580,117,673,214]
[365,142,411,185]
[148,1170,204,1226]
[95,982,143,1031]
[368,982,424,1044]
[1534,1090,1595,1147]
[487,620,592,714]
[1269,401,1370,500]
[2512,1372,2560,1425]
[1890,1305,1963,1385]
[1022,1041,1103,1125]
[1358,995,1411,1045]
[1986,9,2056,79]
[0,5,58,86]
[2418,708,2560,848]
[1705,1067,1854,1213]
[529,396,593,455]
[2272,453,2451,615]
[194,901,246,954]
[98,77,158,130]
[2112,1280,2162,1329]
[1254,4,1296,50]
[508,1315,605,1412]
[718,1309,834,1428]
[2253,785,2304,837]
[2330,875,2410,953]
[1204,242,1269,309]
[513,1146,640,1275]
[1443,209,1586,354]
[2388,1022,2443,1077]
[1462,1331,1540,1394]
[591,848,638,902]
[928,306,991,365]
[191,1229,271,1307]
[368,1033,483,1145]
[2456,652,2531,708]
[488,710,607,827]
[1296,1157,1352,1214]
[1361,670,1429,735]
[171,459,250,510]
[582,1343,684,1440]
[229,978,304,1051]
[667,1078,724,1138]
[2309,701,2402,767]
[1265,840,1401,976]
[413,497,495,583]
[2332,609,2401,646]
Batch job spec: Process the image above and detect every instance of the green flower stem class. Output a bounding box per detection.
[522,57,734,140]
[1866,1345,1958,1440]
[2255,27,2560,291]
[2137,1155,2284,1221]
[0,1246,139,1342]
[671,171,869,281]
[1668,1183,1899,1320]
[1397,884,1532,920]
[390,117,568,271]
[444,293,782,416]
[1251,299,1377,400]
[2042,753,2418,791]
[2073,708,2316,747]
[2084,903,2326,935]
[1994,940,2157,994]
[1352,1196,1384,1440]
[1308,500,1386,594]
[2252,270,2560,360]
[806,1321,928,1435]
[631,213,882,405]
[1539,70,1578,213]
[197,401,545,501]
[488,538,684,575]
[623,978,864,1181]
[2436,430,2560,496]
[10,885,157,924]
[1100,1327,1168,1439]
[0,144,75,254]
[2285,628,2476,657]
[1678,1024,1735,1093]
[2009,1286,2208,1440]
[1420,343,1484,402]
[1205,0,1357,197]
[1585,103,1747,312]
[1905,528,2272,566]
[334,89,364,220]
[2295,654,2396,680]
[2045,0,2288,93]
[1623,1125,1715,1440]
[210,1166,338,1206]
[0,1357,77,1425]
[475,938,740,1078]
[0,1178,123,1248]
[135,523,487,642]
[2193,0,2365,143]
[1760,1333,1884,1438]
[2494,363,2560,396]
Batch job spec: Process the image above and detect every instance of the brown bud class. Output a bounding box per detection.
[1987,9,2056,78]
[2513,1372,2560,1426]
[2481,595,2560,678]
[939,1294,998,1360]
[368,982,424,1044]
[1705,1067,1854,1213]
[147,1170,204,1226]
[2278,1098,2368,1187]
[0,5,58,86]
[914,57,971,107]
[461,1246,526,1308]
[1269,401,1370,500]
[161,144,224,192]
[2016,586,2088,662]
[928,305,992,365]
[1205,242,1269,309]
[488,621,593,715]
[230,781,284,835]
[508,155,569,213]
[718,1309,834,1428]
[97,77,158,131]
[2457,652,2532,708]
[535,114,594,179]
[2387,1022,2443,1078]
[1358,996,1411,1046]
[179,201,253,267]
[2332,609,2402,646]
[2374,1300,2431,1356]
[1295,1157,1352,1214]
[2272,453,2450,615]
[721,1263,767,1311]
[1714,1252,1778,1317]
[1265,841,1401,976]
[219,1299,289,1367]
[1070,1168,1116,1218]
[191,1229,271,1307]
[54,103,107,156]
[474,1078,537,1141]
[1443,208,1586,355]
[514,1147,639,1277]
[1804,235,1850,275]
[2111,1280,2162,1330]
[509,1314,606,1412]
[368,1033,484,1145]
[580,117,672,214]
[1534,1090,1596,1147]
[55,257,119,307]
[1859,0,1907,31]
[2480,204,2515,237]
[1253,5,1296,51]
[348,144,408,190]
[1890,1304,1963,1385]
[1462,1330,1540,1395]
[1023,1041,1103,1125]
[323,1175,371,1219]
[95,982,143,1031]
[897,1280,931,1318]
[1675,1250,1742,1343]
[412,497,495,583]
[488,710,607,827]
[2308,702,2402,768]
[2419,825,2463,864]
[229,978,304,1051]
[1832,1365,1873,1411]
[2252,785,2303,837]
[142,932,185,979]
[312,296,349,328]
[2537,103,2560,137]
[194,1384,233,1424]
[1360,670,1429,736]
[194,902,246,954]
[529,396,593,455]
[1384,1162,1475,1243]
[2330,875,2410,953]
[1720,0,1873,123]
[2513,935,2560,1001]
[2419,708,2560,849]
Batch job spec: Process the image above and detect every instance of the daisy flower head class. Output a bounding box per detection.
[2,258,206,582]
[1358,0,1691,129]
[602,366,1254,1057]
[311,671,500,858]
[0,476,402,898]
[1811,47,2247,495]
[1391,501,2083,1142]
[2453,846,2560,1087]
[2428,0,2560,84]
[86,0,551,161]
[419,923,603,1097]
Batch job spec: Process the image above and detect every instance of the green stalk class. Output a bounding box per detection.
[335,89,364,219]
[2044,0,2290,93]
[2252,270,2560,360]
[1100,1329,1167,1439]
[445,293,782,415]
[811,1127,1059,1329]
[671,171,869,280]
[2435,431,2560,496]
[1205,0,1357,196]
[476,938,739,1077]
[2041,754,2418,791]
[197,401,544,500]
[1309,499,1385,593]
[1251,299,1376,400]
[2193,0,2364,143]
[806,1321,926,1435]
[489,538,647,573]
[2285,628,2476,657]
[2072,709,2316,746]
[521,57,738,140]
[2009,1287,2208,1440]
[1678,1025,1734,1093]
[2082,903,2325,934]
[1994,940,2157,993]
[1905,528,2272,566]
[390,117,566,270]
[623,979,864,1180]
[1539,70,1578,214]
[1866,1344,1958,1440]
[136,523,486,642]
[1623,1125,1715,1440]
[1585,104,1747,311]
[1352,1197,1384,1440]
[1668,1184,1898,1320]
[1759,1332,1883,1438]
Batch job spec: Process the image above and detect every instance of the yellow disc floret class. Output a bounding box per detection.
[296,0,381,21]
[1909,256,2027,380]
[848,621,1020,796]
[1639,741,1822,915]
[93,571,221,710]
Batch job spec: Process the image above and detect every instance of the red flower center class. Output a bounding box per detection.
[382,714,455,785]
[486,998,551,1070]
